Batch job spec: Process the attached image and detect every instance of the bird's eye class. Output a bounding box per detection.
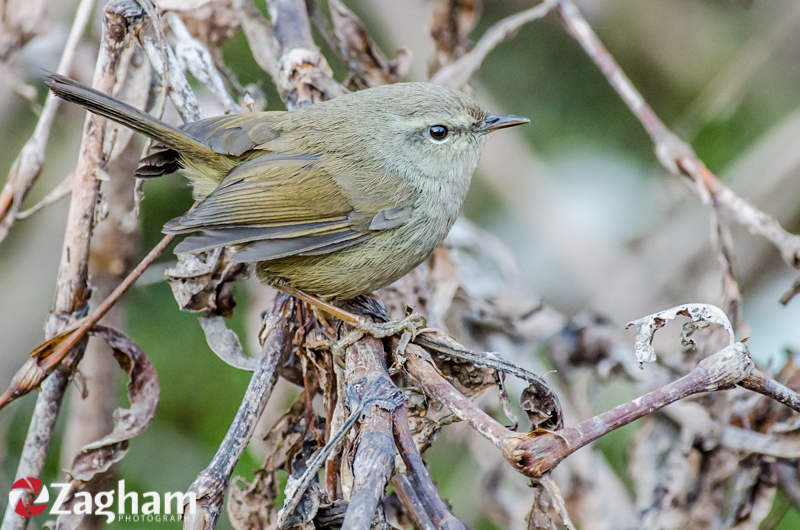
[427,125,449,141]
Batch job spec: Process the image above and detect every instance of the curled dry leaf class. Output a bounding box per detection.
[520,380,562,431]
[51,326,159,530]
[198,315,257,371]
[165,247,250,315]
[0,318,91,411]
[67,325,160,481]
[626,303,735,366]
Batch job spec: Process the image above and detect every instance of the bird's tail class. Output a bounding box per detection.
[46,73,213,159]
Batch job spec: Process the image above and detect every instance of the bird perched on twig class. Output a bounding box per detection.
[46,73,528,346]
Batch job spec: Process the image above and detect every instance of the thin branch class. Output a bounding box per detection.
[390,474,437,530]
[431,0,558,88]
[0,232,175,411]
[556,0,800,299]
[231,0,281,81]
[1,2,133,528]
[167,12,242,114]
[393,406,466,530]
[137,0,203,122]
[0,0,96,243]
[14,171,74,220]
[405,339,800,480]
[183,294,295,530]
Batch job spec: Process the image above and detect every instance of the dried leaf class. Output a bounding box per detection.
[626,303,735,366]
[0,319,91,410]
[54,326,159,530]
[495,371,519,430]
[520,381,561,432]
[68,326,160,481]
[165,248,250,315]
[227,473,279,530]
[199,315,257,371]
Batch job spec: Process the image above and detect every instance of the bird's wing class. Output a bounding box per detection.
[177,112,286,156]
[136,112,286,178]
[163,153,413,262]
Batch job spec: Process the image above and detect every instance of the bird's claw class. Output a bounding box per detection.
[331,313,426,359]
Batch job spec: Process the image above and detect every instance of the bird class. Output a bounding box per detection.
[46,73,528,345]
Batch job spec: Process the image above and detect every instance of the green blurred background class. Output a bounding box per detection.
[3,0,800,528]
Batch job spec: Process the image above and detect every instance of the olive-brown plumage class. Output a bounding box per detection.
[47,74,528,299]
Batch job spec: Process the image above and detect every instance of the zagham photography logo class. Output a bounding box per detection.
[9,477,49,518]
[6,479,195,523]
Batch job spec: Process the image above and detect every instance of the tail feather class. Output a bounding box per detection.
[46,73,213,159]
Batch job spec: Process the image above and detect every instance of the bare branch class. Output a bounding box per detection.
[137,0,203,122]
[431,0,557,88]
[183,294,295,530]
[404,337,800,481]
[0,0,96,243]
[1,2,134,528]
[393,406,465,530]
[266,0,345,108]
[231,0,281,80]
[556,0,800,300]
[340,336,397,530]
[167,12,242,114]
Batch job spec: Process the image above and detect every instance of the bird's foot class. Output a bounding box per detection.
[331,312,426,359]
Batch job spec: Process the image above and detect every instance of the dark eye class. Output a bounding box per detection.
[427,125,449,141]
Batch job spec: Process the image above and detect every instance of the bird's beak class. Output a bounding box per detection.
[478,114,530,133]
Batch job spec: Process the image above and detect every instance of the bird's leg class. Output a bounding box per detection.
[284,287,426,358]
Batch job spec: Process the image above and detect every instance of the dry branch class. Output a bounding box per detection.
[406,337,800,481]
[555,0,800,304]
[1,2,134,529]
[183,294,295,530]
[0,0,96,243]
[432,0,557,89]
[340,337,398,530]
[393,407,465,530]
[266,0,344,108]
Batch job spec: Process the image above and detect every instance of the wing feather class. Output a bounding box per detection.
[165,153,415,262]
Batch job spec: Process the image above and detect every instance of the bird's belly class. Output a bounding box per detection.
[255,216,452,299]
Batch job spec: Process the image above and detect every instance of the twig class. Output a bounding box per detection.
[166,12,242,114]
[325,0,410,88]
[393,406,466,530]
[390,474,437,530]
[137,0,203,122]
[0,0,96,243]
[431,0,558,88]
[182,294,294,530]
[0,3,133,529]
[14,172,74,220]
[0,233,175,411]
[738,369,800,413]
[404,339,800,480]
[556,0,800,301]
